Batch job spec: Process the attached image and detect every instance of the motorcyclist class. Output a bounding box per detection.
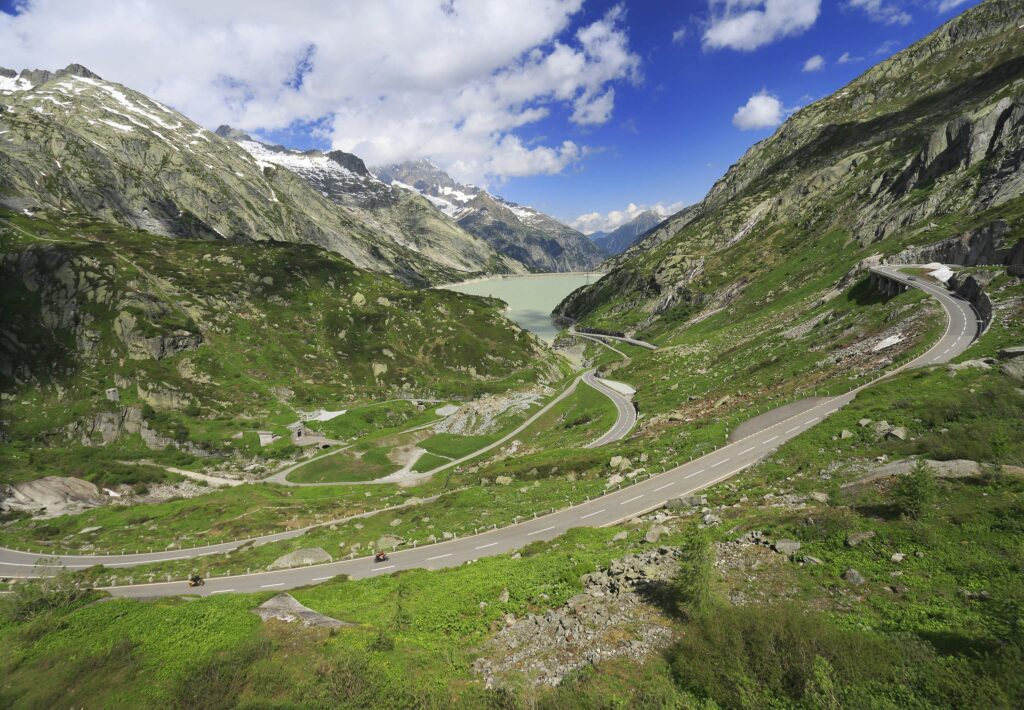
[374,551,388,562]
[188,574,204,587]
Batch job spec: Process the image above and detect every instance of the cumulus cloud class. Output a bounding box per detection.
[837,51,864,63]
[802,54,825,71]
[846,0,912,25]
[672,26,687,44]
[936,0,969,12]
[571,201,683,234]
[703,0,821,51]
[0,0,640,185]
[732,90,783,130]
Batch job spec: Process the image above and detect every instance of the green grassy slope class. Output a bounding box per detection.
[0,210,560,485]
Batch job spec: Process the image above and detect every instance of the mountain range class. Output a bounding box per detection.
[588,209,664,256]
[374,160,605,272]
[0,66,599,285]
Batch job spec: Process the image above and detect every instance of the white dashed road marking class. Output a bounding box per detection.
[426,553,452,561]
[475,542,499,550]
[580,509,606,519]
[527,526,554,536]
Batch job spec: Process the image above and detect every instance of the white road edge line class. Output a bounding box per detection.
[260,583,284,588]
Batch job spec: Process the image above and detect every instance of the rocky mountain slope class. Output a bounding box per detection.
[374,160,605,272]
[590,209,663,256]
[216,128,526,279]
[557,0,1024,331]
[0,65,515,286]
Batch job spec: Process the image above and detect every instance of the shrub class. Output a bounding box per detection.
[891,460,938,519]
[1,563,104,622]
[672,527,715,620]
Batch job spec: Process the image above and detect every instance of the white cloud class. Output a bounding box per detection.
[0,0,640,185]
[703,0,821,51]
[571,201,683,234]
[802,54,825,71]
[837,51,864,63]
[732,90,783,130]
[936,0,969,12]
[846,0,912,26]
[672,26,687,44]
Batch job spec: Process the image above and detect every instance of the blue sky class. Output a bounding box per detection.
[0,0,982,232]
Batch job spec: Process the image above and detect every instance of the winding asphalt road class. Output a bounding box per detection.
[582,372,638,448]
[0,265,982,597]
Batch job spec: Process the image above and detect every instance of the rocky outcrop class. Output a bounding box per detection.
[948,270,995,327]
[254,593,347,628]
[63,405,209,455]
[1,476,106,518]
[886,220,1017,267]
[267,547,333,570]
[474,547,678,688]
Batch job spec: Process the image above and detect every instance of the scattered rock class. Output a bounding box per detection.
[606,474,624,487]
[845,531,876,547]
[886,426,908,441]
[701,513,722,527]
[809,491,829,504]
[960,589,990,601]
[351,292,366,306]
[858,418,872,428]
[612,531,629,542]
[840,429,855,439]
[997,345,1024,360]
[1001,360,1024,382]
[389,518,402,527]
[498,588,510,603]
[495,476,513,486]
[772,539,802,555]
[802,555,823,565]
[644,525,668,543]
[376,535,404,550]
[254,593,346,628]
[267,547,332,570]
[842,568,866,585]
[891,552,905,563]
[476,547,678,688]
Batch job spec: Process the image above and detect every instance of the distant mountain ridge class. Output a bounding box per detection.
[216,128,527,279]
[374,160,605,272]
[0,65,521,285]
[590,210,663,256]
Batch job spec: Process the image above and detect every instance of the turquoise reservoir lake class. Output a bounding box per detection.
[443,273,600,343]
